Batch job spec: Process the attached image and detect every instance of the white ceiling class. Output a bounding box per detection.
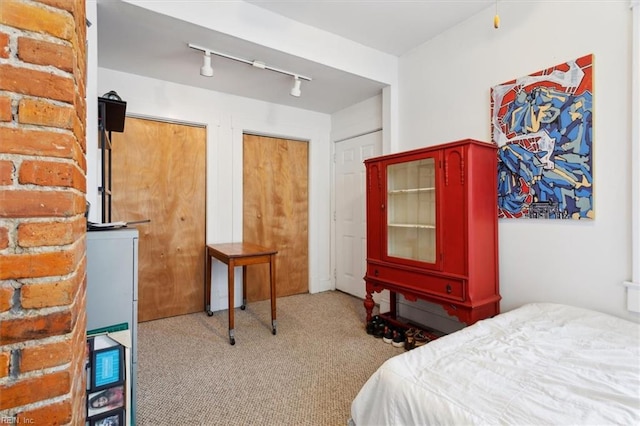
[97,0,494,114]
[245,0,494,56]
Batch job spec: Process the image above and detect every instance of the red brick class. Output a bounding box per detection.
[75,61,86,97]
[72,0,87,40]
[1,0,87,418]
[0,190,85,218]
[74,164,86,192]
[0,127,74,158]
[73,114,86,155]
[0,1,74,41]
[21,269,84,309]
[0,226,8,249]
[18,218,84,247]
[0,160,13,185]
[0,64,74,103]
[17,399,72,426]
[0,310,73,346]
[0,242,84,280]
[0,284,13,312]
[76,60,86,91]
[68,312,88,425]
[74,91,86,125]
[0,0,87,420]
[20,340,72,372]
[0,31,9,59]
[19,159,79,188]
[18,36,73,73]
[18,98,74,129]
[72,310,87,368]
[0,371,70,410]
[0,95,12,121]
[34,0,74,12]
[0,351,9,378]
[73,137,86,172]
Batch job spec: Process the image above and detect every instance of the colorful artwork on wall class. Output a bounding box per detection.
[491,54,594,219]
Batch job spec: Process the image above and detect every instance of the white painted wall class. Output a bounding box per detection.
[625,0,640,312]
[331,94,383,143]
[94,68,331,312]
[399,1,638,322]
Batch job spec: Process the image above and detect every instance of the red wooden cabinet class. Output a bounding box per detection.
[363,139,500,326]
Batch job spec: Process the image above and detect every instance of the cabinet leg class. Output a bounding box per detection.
[364,291,375,323]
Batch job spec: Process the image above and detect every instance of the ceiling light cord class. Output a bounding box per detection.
[494,0,500,29]
[189,43,311,96]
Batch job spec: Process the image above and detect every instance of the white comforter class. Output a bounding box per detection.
[351,303,640,425]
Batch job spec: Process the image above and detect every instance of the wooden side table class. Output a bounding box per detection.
[205,242,278,345]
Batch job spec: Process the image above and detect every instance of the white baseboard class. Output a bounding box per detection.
[623,281,640,313]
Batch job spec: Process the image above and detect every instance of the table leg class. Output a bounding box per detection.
[228,261,236,345]
[241,265,247,310]
[270,254,277,335]
[205,248,213,316]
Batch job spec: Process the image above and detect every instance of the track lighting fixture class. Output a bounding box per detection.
[200,51,213,77]
[188,43,311,97]
[290,76,302,97]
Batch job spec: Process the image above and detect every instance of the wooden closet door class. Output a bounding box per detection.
[111,117,206,322]
[243,134,308,301]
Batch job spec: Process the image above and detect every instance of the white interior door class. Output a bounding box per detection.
[335,131,382,298]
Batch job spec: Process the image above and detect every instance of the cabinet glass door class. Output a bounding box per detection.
[386,157,436,263]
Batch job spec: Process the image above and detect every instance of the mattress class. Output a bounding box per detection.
[351,303,640,425]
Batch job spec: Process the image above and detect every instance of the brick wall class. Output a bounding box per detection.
[0,0,88,424]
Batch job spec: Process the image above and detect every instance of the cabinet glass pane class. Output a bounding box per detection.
[387,158,436,263]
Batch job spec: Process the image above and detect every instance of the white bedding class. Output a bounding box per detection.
[351,303,640,425]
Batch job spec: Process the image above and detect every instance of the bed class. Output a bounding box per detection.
[350,303,640,425]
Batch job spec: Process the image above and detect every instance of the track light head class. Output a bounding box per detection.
[189,43,311,95]
[290,76,302,97]
[200,51,213,77]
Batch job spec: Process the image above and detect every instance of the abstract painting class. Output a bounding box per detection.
[491,54,594,219]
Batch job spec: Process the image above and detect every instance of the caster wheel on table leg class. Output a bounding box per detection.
[206,310,213,317]
[230,338,235,345]
[240,305,246,310]
[272,328,277,335]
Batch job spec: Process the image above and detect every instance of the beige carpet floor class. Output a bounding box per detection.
[136,290,403,426]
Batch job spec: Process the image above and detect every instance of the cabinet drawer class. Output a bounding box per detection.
[367,265,465,301]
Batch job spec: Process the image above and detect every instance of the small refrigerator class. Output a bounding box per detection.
[86,228,138,425]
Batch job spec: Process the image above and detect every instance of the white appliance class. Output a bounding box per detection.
[86,228,138,425]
